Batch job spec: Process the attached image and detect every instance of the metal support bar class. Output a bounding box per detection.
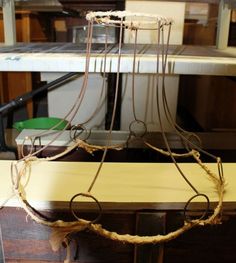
[216,0,231,49]
[2,0,16,45]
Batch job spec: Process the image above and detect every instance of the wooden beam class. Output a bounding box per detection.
[0,160,234,210]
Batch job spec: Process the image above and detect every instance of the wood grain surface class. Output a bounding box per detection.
[0,160,235,210]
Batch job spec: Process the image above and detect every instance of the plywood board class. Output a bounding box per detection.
[0,160,235,210]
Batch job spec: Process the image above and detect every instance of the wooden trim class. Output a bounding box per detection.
[21,13,31,42]
[0,73,8,104]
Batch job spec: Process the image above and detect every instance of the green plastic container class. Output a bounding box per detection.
[13,117,68,131]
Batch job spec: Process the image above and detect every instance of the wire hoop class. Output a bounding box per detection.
[70,124,91,141]
[69,192,102,224]
[183,193,210,223]
[86,11,173,29]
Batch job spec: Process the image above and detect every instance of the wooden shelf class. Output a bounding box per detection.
[0,160,234,210]
[0,11,52,118]
[0,43,235,76]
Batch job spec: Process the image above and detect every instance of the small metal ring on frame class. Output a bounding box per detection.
[183,193,210,223]
[69,192,102,224]
[70,124,91,141]
[183,132,202,152]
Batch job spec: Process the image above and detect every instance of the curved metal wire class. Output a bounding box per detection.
[70,124,91,142]
[69,192,102,224]
[183,193,210,223]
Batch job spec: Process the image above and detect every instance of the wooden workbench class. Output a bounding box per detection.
[0,160,236,262]
[0,160,235,210]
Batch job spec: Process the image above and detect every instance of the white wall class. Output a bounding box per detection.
[124,1,185,45]
[121,1,185,132]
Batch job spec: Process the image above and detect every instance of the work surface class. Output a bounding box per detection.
[0,43,235,75]
[0,160,235,211]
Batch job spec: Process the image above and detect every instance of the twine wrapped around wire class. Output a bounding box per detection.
[11,156,225,247]
[5,10,226,263]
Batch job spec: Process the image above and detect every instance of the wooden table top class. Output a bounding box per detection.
[0,160,235,211]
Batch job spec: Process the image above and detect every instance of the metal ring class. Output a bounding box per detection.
[69,192,102,224]
[70,124,84,141]
[184,132,202,151]
[129,120,147,138]
[183,193,210,223]
[70,124,91,142]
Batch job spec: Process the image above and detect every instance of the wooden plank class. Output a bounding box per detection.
[0,160,235,210]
